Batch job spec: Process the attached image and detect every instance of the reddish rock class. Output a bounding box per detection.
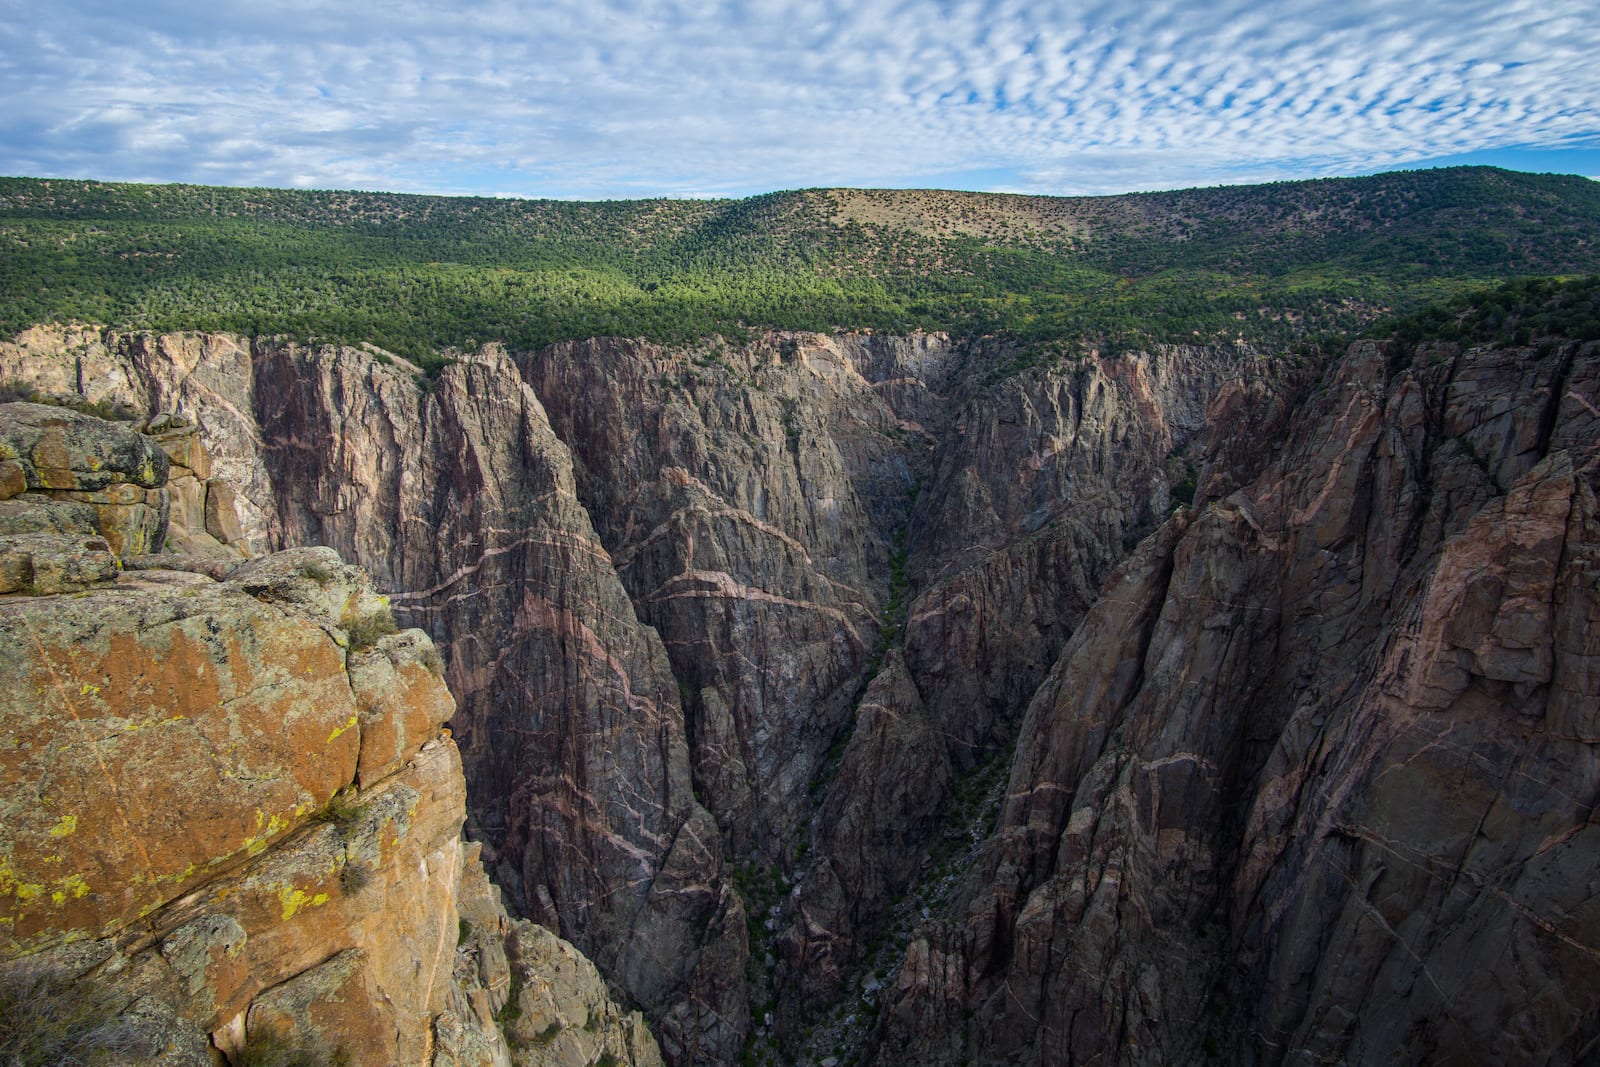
[0,577,360,952]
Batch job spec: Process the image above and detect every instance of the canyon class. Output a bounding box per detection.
[1,308,1597,1064]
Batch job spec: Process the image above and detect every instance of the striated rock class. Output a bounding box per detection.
[519,334,914,864]
[775,652,953,1021]
[0,329,272,550]
[245,342,746,1064]
[1,325,1300,1063]
[869,337,1600,1066]
[768,345,1292,1039]
[2,330,747,1064]
[0,288,1585,1067]
[903,346,1281,764]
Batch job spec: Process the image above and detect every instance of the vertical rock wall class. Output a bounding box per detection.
[869,338,1600,1065]
[0,403,663,1067]
[19,326,1591,1066]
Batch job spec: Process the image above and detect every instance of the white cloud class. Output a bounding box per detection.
[0,0,1597,196]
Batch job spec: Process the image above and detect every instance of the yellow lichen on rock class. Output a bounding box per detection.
[0,388,666,1067]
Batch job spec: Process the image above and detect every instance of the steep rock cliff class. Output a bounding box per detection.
[1,333,747,1064]
[2,326,1301,1063]
[0,403,661,1067]
[519,333,937,863]
[771,343,1299,1037]
[869,337,1600,1064]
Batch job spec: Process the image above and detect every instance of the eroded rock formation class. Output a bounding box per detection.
[0,403,661,1067]
[3,331,749,1064]
[6,322,1597,1066]
[868,337,1600,1065]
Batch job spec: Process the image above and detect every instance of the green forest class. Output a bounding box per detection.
[2,166,1598,367]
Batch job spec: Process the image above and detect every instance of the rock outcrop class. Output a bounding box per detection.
[2,332,748,1065]
[0,326,1297,1063]
[0,403,662,1067]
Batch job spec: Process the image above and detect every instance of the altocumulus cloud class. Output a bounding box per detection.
[1,0,1597,197]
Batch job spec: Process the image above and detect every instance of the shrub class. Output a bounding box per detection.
[340,859,375,895]
[343,609,397,652]
[0,379,40,404]
[0,963,152,1066]
[297,560,336,584]
[315,788,364,829]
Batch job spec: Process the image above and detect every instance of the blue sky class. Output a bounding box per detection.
[2,0,1597,199]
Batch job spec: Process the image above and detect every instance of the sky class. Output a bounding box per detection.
[2,0,1598,200]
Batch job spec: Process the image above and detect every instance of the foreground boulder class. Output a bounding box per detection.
[0,402,662,1067]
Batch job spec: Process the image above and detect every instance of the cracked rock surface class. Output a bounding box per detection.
[8,324,1598,1066]
[868,338,1600,1066]
[0,402,660,1067]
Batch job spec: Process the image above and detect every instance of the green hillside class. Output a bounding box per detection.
[2,167,1598,365]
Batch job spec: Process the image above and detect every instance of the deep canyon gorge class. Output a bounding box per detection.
[3,310,1596,1064]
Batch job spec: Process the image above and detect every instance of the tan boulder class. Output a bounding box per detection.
[42,481,168,556]
[0,531,118,594]
[245,949,395,1064]
[0,401,167,492]
[0,459,24,500]
[0,581,360,953]
[228,547,391,639]
[350,629,455,788]
[503,922,666,1067]
[0,493,100,537]
[156,426,213,480]
[167,469,208,535]
[204,477,245,544]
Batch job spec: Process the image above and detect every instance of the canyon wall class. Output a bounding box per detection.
[868,337,1600,1064]
[7,323,1596,1065]
[0,326,1300,1063]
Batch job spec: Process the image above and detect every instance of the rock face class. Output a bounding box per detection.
[0,326,1296,1063]
[2,332,749,1065]
[0,405,661,1067]
[9,322,1597,1067]
[868,337,1600,1065]
[0,400,169,556]
[518,333,932,864]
